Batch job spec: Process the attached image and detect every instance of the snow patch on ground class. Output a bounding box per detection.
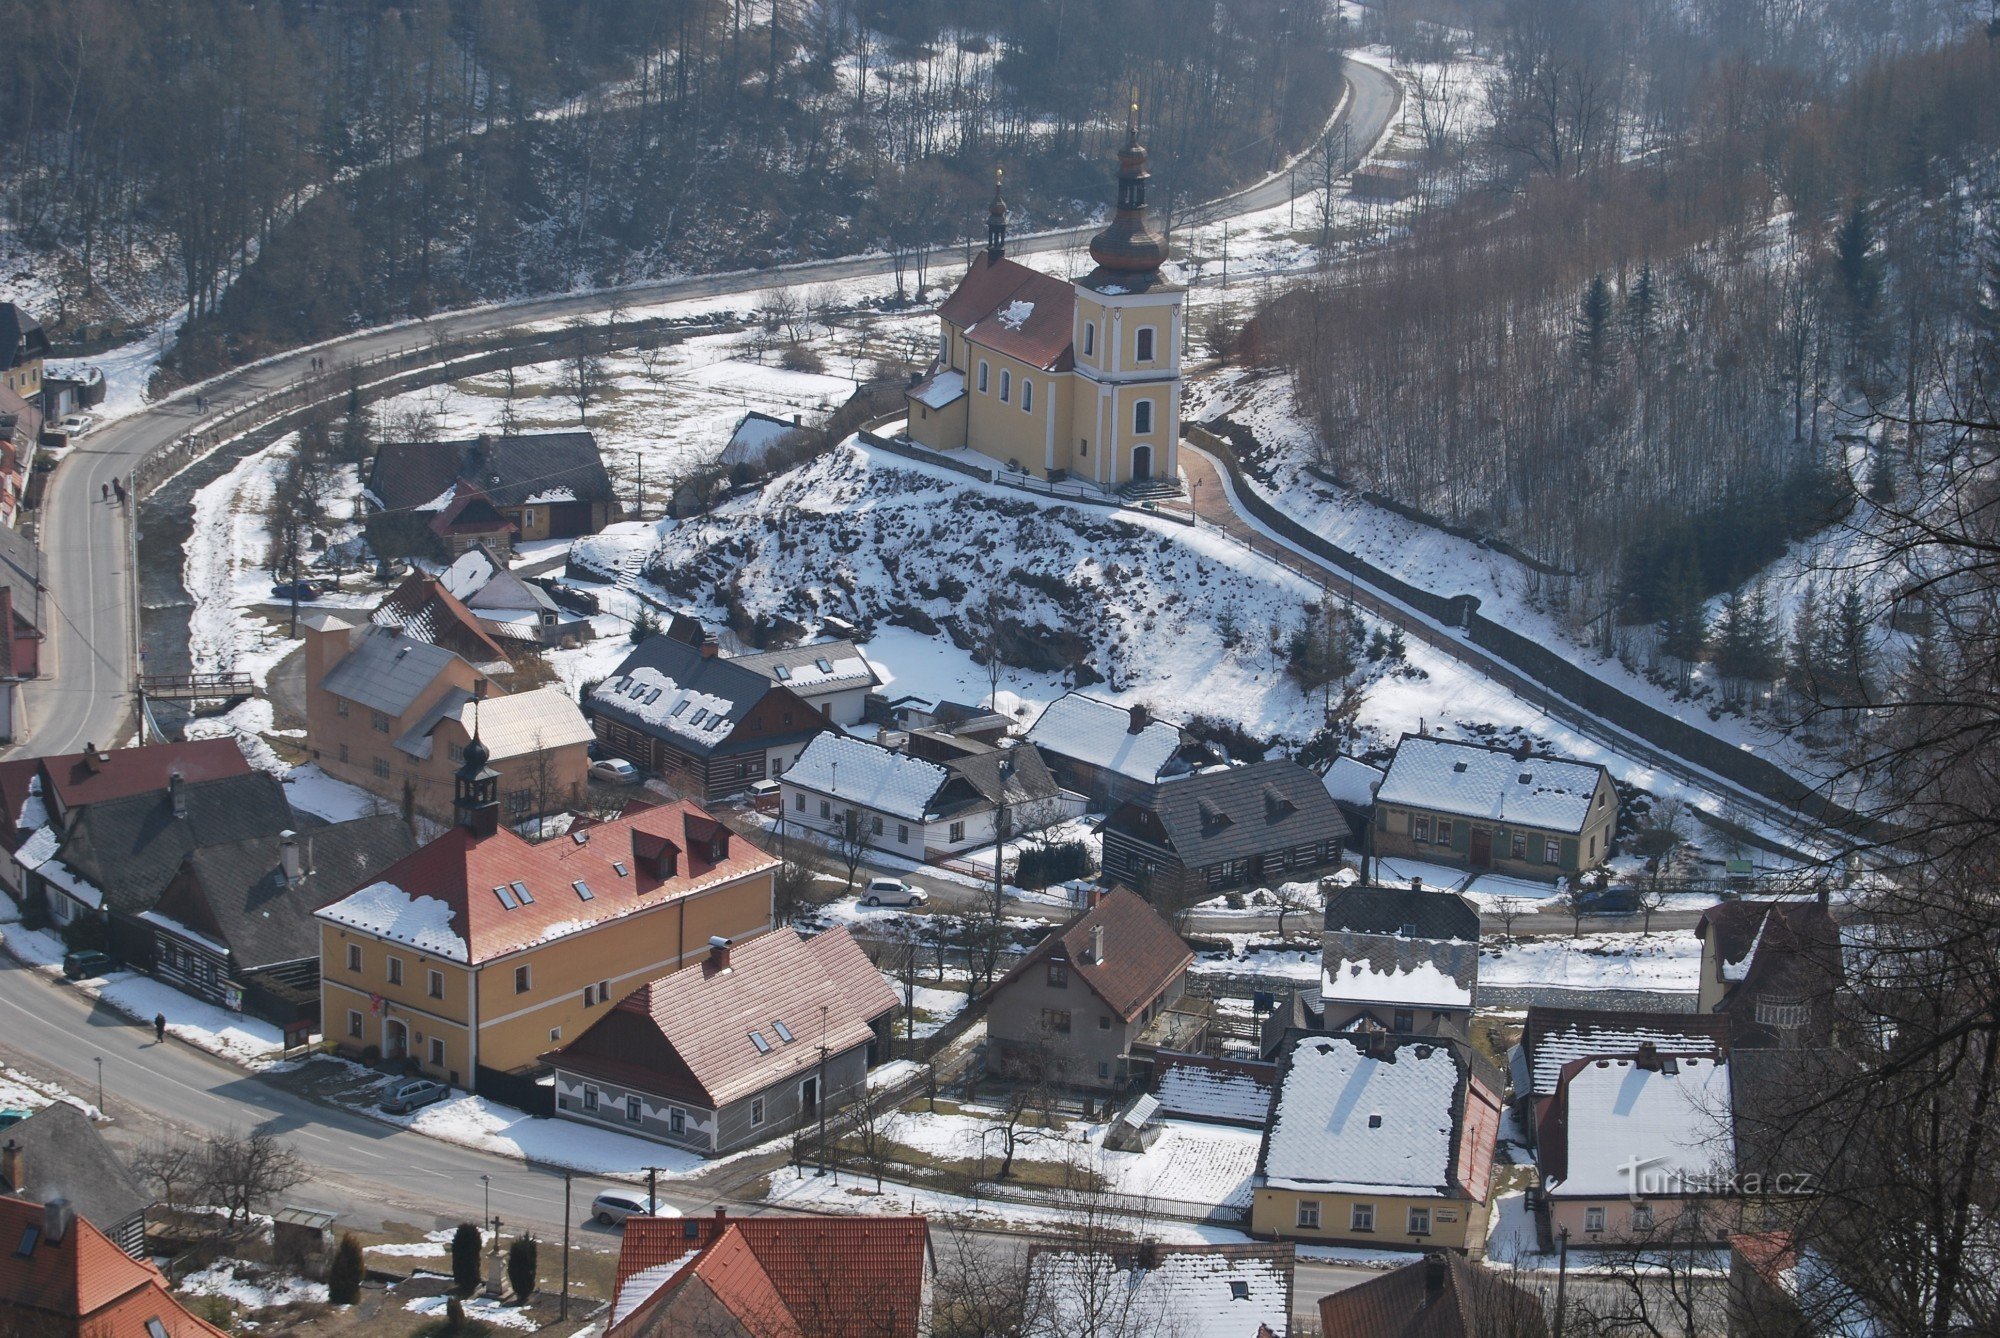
[1478,931,1702,993]
[404,1292,541,1329]
[178,1260,328,1310]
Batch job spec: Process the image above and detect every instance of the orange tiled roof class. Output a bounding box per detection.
[0,1195,230,1337]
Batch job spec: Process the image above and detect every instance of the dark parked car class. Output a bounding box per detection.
[270,581,322,602]
[1574,886,1639,915]
[379,1077,450,1114]
[61,949,114,980]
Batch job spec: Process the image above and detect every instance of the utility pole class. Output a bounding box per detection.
[647,1167,659,1209]
[561,1173,571,1321]
[1552,1227,1570,1338]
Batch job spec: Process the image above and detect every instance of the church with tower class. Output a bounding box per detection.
[906,110,1185,494]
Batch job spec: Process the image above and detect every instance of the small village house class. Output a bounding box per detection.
[1,1105,152,1257]
[727,640,881,727]
[0,522,45,682]
[907,116,1185,494]
[588,631,833,800]
[364,431,617,551]
[316,747,777,1089]
[607,1211,932,1338]
[1023,692,1200,808]
[1695,897,1843,1047]
[1314,883,1482,1039]
[984,886,1196,1089]
[779,732,1070,865]
[0,1195,231,1338]
[1371,734,1616,881]
[1251,1033,1502,1250]
[438,543,594,648]
[1100,758,1351,908]
[718,409,807,481]
[1318,1252,1551,1338]
[302,615,590,824]
[1535,1047,1738,1245]
[545,925,896,1155]
[0,302,47,403]
[1513,1006,1733,1145]
[370,570,516,666]
[1023,1242,1295,1338]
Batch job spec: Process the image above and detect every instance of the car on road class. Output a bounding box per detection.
[270,580,322,602]
[1573,886,1639,915]
[378,1077,451,1114]
[862,877,926,908]
[61,949,114,980]
[589,757,640,784]
[56,413,98,437]
[591,1191,677,1227]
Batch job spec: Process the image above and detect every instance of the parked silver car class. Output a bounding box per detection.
[378,1077,450,1114]
[591,1190,677,1227]
[863,877,927,908]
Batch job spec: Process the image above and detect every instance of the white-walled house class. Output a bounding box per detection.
[729,641,881,728]
[778,733,1071,861]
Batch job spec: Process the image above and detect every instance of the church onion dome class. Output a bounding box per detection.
[1088,108,1169,275]
[460,732,490,775]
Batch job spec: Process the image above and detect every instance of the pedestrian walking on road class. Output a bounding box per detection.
[113,478,127,506]
[153,1013,166,1043]
[101,483,110,503]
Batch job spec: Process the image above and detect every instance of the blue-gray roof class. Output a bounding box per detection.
[320,626,464,717]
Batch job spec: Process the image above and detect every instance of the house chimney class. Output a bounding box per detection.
[1135,1240,1161,1272]
[1410,876,1422,893]
[708,935,733,971]
[699,630,720,659]
[1088,886,1107,909]
[169,769,187,819]
[1423,1252,1447,1302]
[713,1206,728,1220]
[81,744,98,775]
[43,1198,73,1244]
[1636,1041,1662,1071]
[1127,703,1150,735]
[792,413,802,427]
[1,1139,21,1191]
[1090,924,1105,965]
[280,831,303,884]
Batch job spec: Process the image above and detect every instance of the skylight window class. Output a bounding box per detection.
[612,861,629,877]
[147,1321,170,1338]
[669,700,689,717]
[814,657,833,673]
[1519,772,1534,784]
[645,688,662,705]
[773,664,791,681]
[572,830,589,846]
[572,880,594,901]
[688,709,708,727]
[493,884,519,909]
[15,1225,38,1257]
[772,1020,795,1043]
[511,880,535,905]
[748,1031,772,1054]
[1229,1281,1250,1301]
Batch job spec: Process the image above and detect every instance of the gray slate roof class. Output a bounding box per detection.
[56,773,299,916]
[0,1103,150,1232]
[160,817,417,970]
[1324,885,1481,941]
[319,625,463,717]
[1116,759,1350,869]
[366,433,615,513]
[941,746,1062,809]
[592,634,817,759]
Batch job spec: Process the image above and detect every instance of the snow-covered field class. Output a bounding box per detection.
[1478,931,1702,993]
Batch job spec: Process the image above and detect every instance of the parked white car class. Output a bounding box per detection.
[862,877,927,908]
[57,413,97,437]
[589,757,640,784]
[591,1190,677,1227]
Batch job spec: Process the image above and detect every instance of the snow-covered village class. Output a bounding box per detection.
[0,2,1995,1336]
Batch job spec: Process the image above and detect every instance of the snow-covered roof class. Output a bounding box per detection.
[909,368,965,410]
[1155,1063,1274,1125]
[720,411,801,469]
[454,688,594,758]
[590,667,741,746]
[729,641,879,694]
[996,300,1035,329]
[1320,956,1473,1009]
[1262,1036,1464,1194]
[1377,735,1606,833]
[1545,1055,1733,1198]
[1025,1246,1292,1338]
[15,774,48,832]
[610,1255,700,1327]
[1521,1011,1730,1098]
[1023,692,1182,784]
[16,824,102,909]
[780,734,948,824]
[1322,755,1384,807]
[316,881,470,962]
[440,546,500,601]
[522,487,576,505]
[138,909,232,958]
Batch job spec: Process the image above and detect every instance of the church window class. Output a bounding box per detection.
[938,331,949,362]
[1021,379,1033,411]
[999,369,1011,403]
[1079,438,1089,457]
[1083,322,1095,356]
[1134,400,1153,434]
[1137,327,1155,361]
[978,362,989,393]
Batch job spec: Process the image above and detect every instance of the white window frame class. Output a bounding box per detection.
[1545,838,1562,863]
[1631,1203,1655,1231]
[347,943,362,972]
[1408,1206,1432,1235]
[1021,378,1033,411]
[626,1094,642,1123]
[1083,322,1095,356]
[1350,1203,1374,1232]
[1137,326,1154,361]
[751,1096,765,1126]
[999,369,1011,403]
[1584,1206,1606,1233]
[1296,1200,1321,1230]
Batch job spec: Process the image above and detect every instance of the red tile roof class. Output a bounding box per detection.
[993,886,1192,1022]
[1318,1252,1549,1338]
[0,1196,229,1336]
[318,799,777,964]
[39,739,253,815]
[612,1212,929,1338]
[937,253,1077,372]
[548,925,898,1108]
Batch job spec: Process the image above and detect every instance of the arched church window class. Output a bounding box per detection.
[999,369,1011,402]
[978,362,989,393]
[1022,380,1033,412]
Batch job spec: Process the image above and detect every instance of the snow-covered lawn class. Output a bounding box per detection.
[0,1064,96,1119]
[1093,1121,1263,1210]
[363,1091,712,1177]
[177,1260,328,1310]
[366,1229,456,1258]
[1478,931,1702,993]
[404,1292,540,1330]
[884,976,970,1040]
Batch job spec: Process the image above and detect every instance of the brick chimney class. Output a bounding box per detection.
[707,935,733,971]
[1423,1252,1446,1302]
[1,1139,21,1191]
[80,744,98,775]
[1090,924,1105,965]
[1636,1041,1662,1072]
[1410,876,1422,892]
[1127,703,1150,735]
[169,769,187,819]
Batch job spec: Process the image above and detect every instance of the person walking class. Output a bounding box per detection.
[153,1013,166,1043]
[101,482,110,503]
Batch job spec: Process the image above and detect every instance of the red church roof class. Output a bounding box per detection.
[938,252,1077,372]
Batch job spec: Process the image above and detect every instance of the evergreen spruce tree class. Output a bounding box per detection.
[507,1234,538,1302]
[1576,273,1619,385]
[1834,200,1882,374]
[451,1223,482,1295]
[1713,588,1752,700]
[328,1233,365,1305]
[1747,584,1784,689]
[1867,441,1897,503]
[1625,263,1657,365]
[1656,552,1707,690]
[1789,580,1825,701]
[1834,581,1878,704]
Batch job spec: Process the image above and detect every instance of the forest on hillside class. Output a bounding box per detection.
[1257,0,2000,660]
[0,0,1341,383]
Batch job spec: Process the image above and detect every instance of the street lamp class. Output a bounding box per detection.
[481,1175,492,1248]
[94,1058,102,1113]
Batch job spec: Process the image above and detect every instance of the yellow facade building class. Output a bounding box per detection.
[907,115,1184,493]
[315,743,776,1088]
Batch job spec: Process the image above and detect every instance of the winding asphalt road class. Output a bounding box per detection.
[7,59,1401,763]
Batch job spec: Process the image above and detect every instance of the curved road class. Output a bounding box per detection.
[10,59,1401,761]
